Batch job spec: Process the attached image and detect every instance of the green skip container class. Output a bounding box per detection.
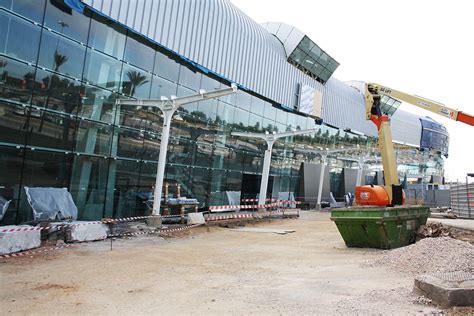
[330,206,430,249]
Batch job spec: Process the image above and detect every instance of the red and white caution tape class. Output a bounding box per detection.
[241,198,278,203]
[159,224,203,235]
[0,215,162,234]
[209,202,279,212]
[0,244,74,259]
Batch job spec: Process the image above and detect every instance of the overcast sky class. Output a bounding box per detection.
[231,0,474,182]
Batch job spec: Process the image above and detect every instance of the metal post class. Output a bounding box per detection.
[258,140,274,206]
[356,159,364,187]
[316,158,326,210]
[153,110,173,215]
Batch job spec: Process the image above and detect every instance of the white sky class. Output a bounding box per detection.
[231,0,474,182]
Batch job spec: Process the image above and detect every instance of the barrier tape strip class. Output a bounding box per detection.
[241,198,278,203]
[0,244,73,259]
[0,202,301,233]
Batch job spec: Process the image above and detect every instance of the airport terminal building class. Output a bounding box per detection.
[0,0,449,223]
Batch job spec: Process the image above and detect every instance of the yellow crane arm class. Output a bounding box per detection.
[367,83,474,126]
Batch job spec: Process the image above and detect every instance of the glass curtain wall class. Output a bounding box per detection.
[0,0,371,224]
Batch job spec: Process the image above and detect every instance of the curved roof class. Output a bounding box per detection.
[77,0,446,149]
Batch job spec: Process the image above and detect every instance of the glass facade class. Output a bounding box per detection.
[0,1,429,224]
[288,36,339,84]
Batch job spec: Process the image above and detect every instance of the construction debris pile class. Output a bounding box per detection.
[416,222,451,239]
[365,237,474,275]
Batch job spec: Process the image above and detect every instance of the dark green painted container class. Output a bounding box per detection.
[330,206,430,249]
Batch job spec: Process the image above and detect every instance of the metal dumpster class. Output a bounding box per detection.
[330,206,430,249]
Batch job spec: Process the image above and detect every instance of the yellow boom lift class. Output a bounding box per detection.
[355,83,474,206]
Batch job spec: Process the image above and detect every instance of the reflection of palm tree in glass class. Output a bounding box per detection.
[124,71,148,97]
[0,60,7,83]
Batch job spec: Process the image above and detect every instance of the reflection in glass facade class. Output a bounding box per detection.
[0,1,441,224]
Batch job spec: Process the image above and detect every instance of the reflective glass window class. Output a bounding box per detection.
[0,11,40,63]
[209,169,226,206]
[1,0,46,23]
[215,101,234,128]
[44,0,90,43]
[113,126,144,159]
[226,171,242,191]
[0,55,36,103]
[248,113,262,132]
[124,33,155,71]
[78,85,116,123]
[88,14,125,59]
[83,49,122,91]
[142,131,160,161]
[70,154,109,220]
[264,102,277,121]
[178,65,201,91]
[250,96,264,116]
[106,159,140,218]
[154,51,180,83]
[32,68,81,114]
[26,110,77,151]
[191,167,210,205]
[38,30,86,79]
[235,91,251,111]
[116,104,148,130]
[0,101,28,145]
[200,75,221,92]
[196,99,216,123]
[120,64,151,99]
[75,119,112,155]
[232,108,249,129]
[150,75,177,99]
[0,145,23,224]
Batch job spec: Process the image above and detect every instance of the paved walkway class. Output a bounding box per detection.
[428,218,474,231]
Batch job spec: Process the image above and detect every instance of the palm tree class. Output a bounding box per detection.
[125,70,149,97]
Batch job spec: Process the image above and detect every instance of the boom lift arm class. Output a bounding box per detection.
[356,83,474,207]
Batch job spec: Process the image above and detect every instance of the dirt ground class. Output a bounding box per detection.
[0,212,456,315]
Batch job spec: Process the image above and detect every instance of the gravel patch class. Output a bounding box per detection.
[364,237,474,275]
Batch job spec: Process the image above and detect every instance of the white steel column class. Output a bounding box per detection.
[316,156,326,208]
[232,128,320,207]
[258,139,274,206]
[117,84,237,215]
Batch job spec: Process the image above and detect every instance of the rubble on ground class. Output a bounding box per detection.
[364,237,474,275]
[417,222,451,239]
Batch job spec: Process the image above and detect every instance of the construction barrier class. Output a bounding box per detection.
[0,244,73,259]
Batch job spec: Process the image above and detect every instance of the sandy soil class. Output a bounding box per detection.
[0,212,446,315]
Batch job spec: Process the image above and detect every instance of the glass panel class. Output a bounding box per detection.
[200,75,221,92]
[154,51,180,83]
[232,108,249,129]
[32,68,82,114]
[83,49,122,91]
[196,99,216,123]
[0,145,23,224]
[113,126,144,159]
[70,154,109,220]
[0,101,28,145]
[250,96,264,116]
[44,0,90,43]
[79,85,116,123]
[106,159,140,218]
[289,48,306,64]
[124,33,155,71]
[215,101,234,128]
[1,11,41,63]
[178,65,201,91]
[0,55,36,104]
[191,167,210,206]
[263,102,277,121]
[18,149,72,222]
[226,171,242,191]
[137,161,156,213]
[3,0,46,23]
[75,119,112,156]
[167,138,191,166]
[26,110,76,151]
[209,169,226,206]
[88,13,125,59]
[38,30,86,79]
[142,131,160,161]
[298,36,314,52]
[248,113,262,132]
[120,64,151,99]
[150,75,177,99]
[235,91,251,111]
